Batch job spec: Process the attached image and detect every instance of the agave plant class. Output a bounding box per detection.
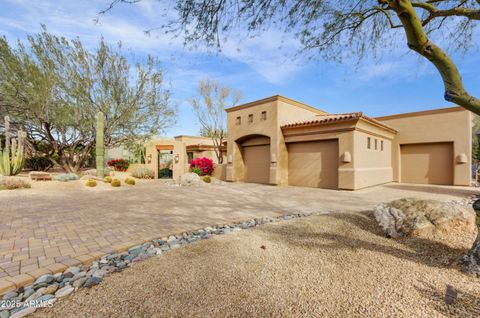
[0,116,26,176]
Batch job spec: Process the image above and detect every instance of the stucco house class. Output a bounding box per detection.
[224,95,472,190]
[145,135,225,180]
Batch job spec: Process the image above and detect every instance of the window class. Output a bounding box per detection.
[236,116,241,125]
[381,140,384,151]
[187,152,194,163]
[261,111,267,120]
[375,139,378,150]
[367,137,371,149]
[248,114,253,123]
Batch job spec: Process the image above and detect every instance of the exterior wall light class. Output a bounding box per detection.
[342,152,352,163]
[174,154,179,164]
[456,153,468,164]
[271,153,277,163]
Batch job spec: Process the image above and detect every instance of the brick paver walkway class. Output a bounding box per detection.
[0,180,476,294]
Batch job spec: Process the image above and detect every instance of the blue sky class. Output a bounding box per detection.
[1,0,479,136]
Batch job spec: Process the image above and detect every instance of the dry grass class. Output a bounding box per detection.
[34,212,480,318]
[0,176,31,190]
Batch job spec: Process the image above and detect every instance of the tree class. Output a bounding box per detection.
[103,0,480,274]
[0,26,176,172]
[104,0,480,115]
[191,79,241,164]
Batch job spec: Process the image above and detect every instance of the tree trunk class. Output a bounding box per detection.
[461,233,480,276]
[387,0,480,115]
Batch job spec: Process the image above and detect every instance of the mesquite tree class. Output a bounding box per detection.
[191,79,241,164]
[0,26,176,172]
[103,0,480,274]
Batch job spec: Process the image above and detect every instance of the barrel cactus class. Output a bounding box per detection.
[111,178,121,187]
[85,179,97,187]
[0,116,26,176]
[125,177,135,185]
[104,176,112,183]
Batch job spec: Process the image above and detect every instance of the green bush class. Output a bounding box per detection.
[104,176,112,183]
[130,165,154,179]
[54,173,79,182]
[85,179,97,187]
[191,167,202,176]
[125,177,136,185]
[111,178,121,187]
[202,176,211,183]
[158,168,172,178]
[25,156,54,171]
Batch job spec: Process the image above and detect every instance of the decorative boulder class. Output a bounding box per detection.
[374,198,477,240]
[179,172,203,186]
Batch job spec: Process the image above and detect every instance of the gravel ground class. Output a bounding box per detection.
[33,212,480,318]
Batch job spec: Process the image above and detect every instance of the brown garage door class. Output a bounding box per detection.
[288,140,339,189]
[400,142,453,185]
[243,144,270,184]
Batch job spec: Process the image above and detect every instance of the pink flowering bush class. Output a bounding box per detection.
[189,157,214,176]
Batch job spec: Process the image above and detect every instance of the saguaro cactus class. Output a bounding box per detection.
[0,116,26,176]
[96,112,105,178]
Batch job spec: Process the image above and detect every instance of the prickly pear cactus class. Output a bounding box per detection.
[96,112,105,178]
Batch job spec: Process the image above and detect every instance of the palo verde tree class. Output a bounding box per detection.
[103,0,480,274]
[104,0,480,114]
[0,26,176,172]
[191,79,241,164]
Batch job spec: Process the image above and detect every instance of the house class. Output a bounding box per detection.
[145,135,226,180]
[224,95,472,190]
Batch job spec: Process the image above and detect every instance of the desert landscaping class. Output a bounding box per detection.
[2,0,480,317]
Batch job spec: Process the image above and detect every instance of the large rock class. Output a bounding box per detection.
[179,173,203,186]
[374,198,477,240]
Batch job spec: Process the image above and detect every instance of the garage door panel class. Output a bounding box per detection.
[288,140,338,189]
[400,142,453,185]
[244,144,270,184]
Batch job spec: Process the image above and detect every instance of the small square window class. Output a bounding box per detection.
[236,116,241,125]
[375,139,378,150]
[367,137,371,149]
[248,114,253,123]
[261,111,267,120]
[381,140,384,151]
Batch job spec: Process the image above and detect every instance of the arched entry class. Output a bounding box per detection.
[236,135,271,184]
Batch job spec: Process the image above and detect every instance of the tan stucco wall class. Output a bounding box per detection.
[145,136,221,181]
[225,96,324,185]
[376,107,472,186]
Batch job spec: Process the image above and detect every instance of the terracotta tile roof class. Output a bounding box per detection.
[281,112,397,132]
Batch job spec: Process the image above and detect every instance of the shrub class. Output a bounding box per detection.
[111,178,121,187]
[107,159,130,172]
[54,173,79,182]
[0,177,31,190]
[202,175,211,183]
[85,179,97,187]
[25,156,54,171]
[189,157,214,176]
[130,165,154,179]
[158,168,172,178]
[104,176,112,183]
[125,177,136,185]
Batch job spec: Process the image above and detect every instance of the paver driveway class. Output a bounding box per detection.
[0,179,477,292]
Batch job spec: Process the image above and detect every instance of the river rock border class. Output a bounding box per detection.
[0,212,318,318]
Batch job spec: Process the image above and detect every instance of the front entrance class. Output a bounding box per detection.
[158,150,173,179]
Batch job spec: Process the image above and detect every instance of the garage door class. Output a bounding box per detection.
[243,144,270,184]
[288,140,339,189]
[400,142,453,185]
